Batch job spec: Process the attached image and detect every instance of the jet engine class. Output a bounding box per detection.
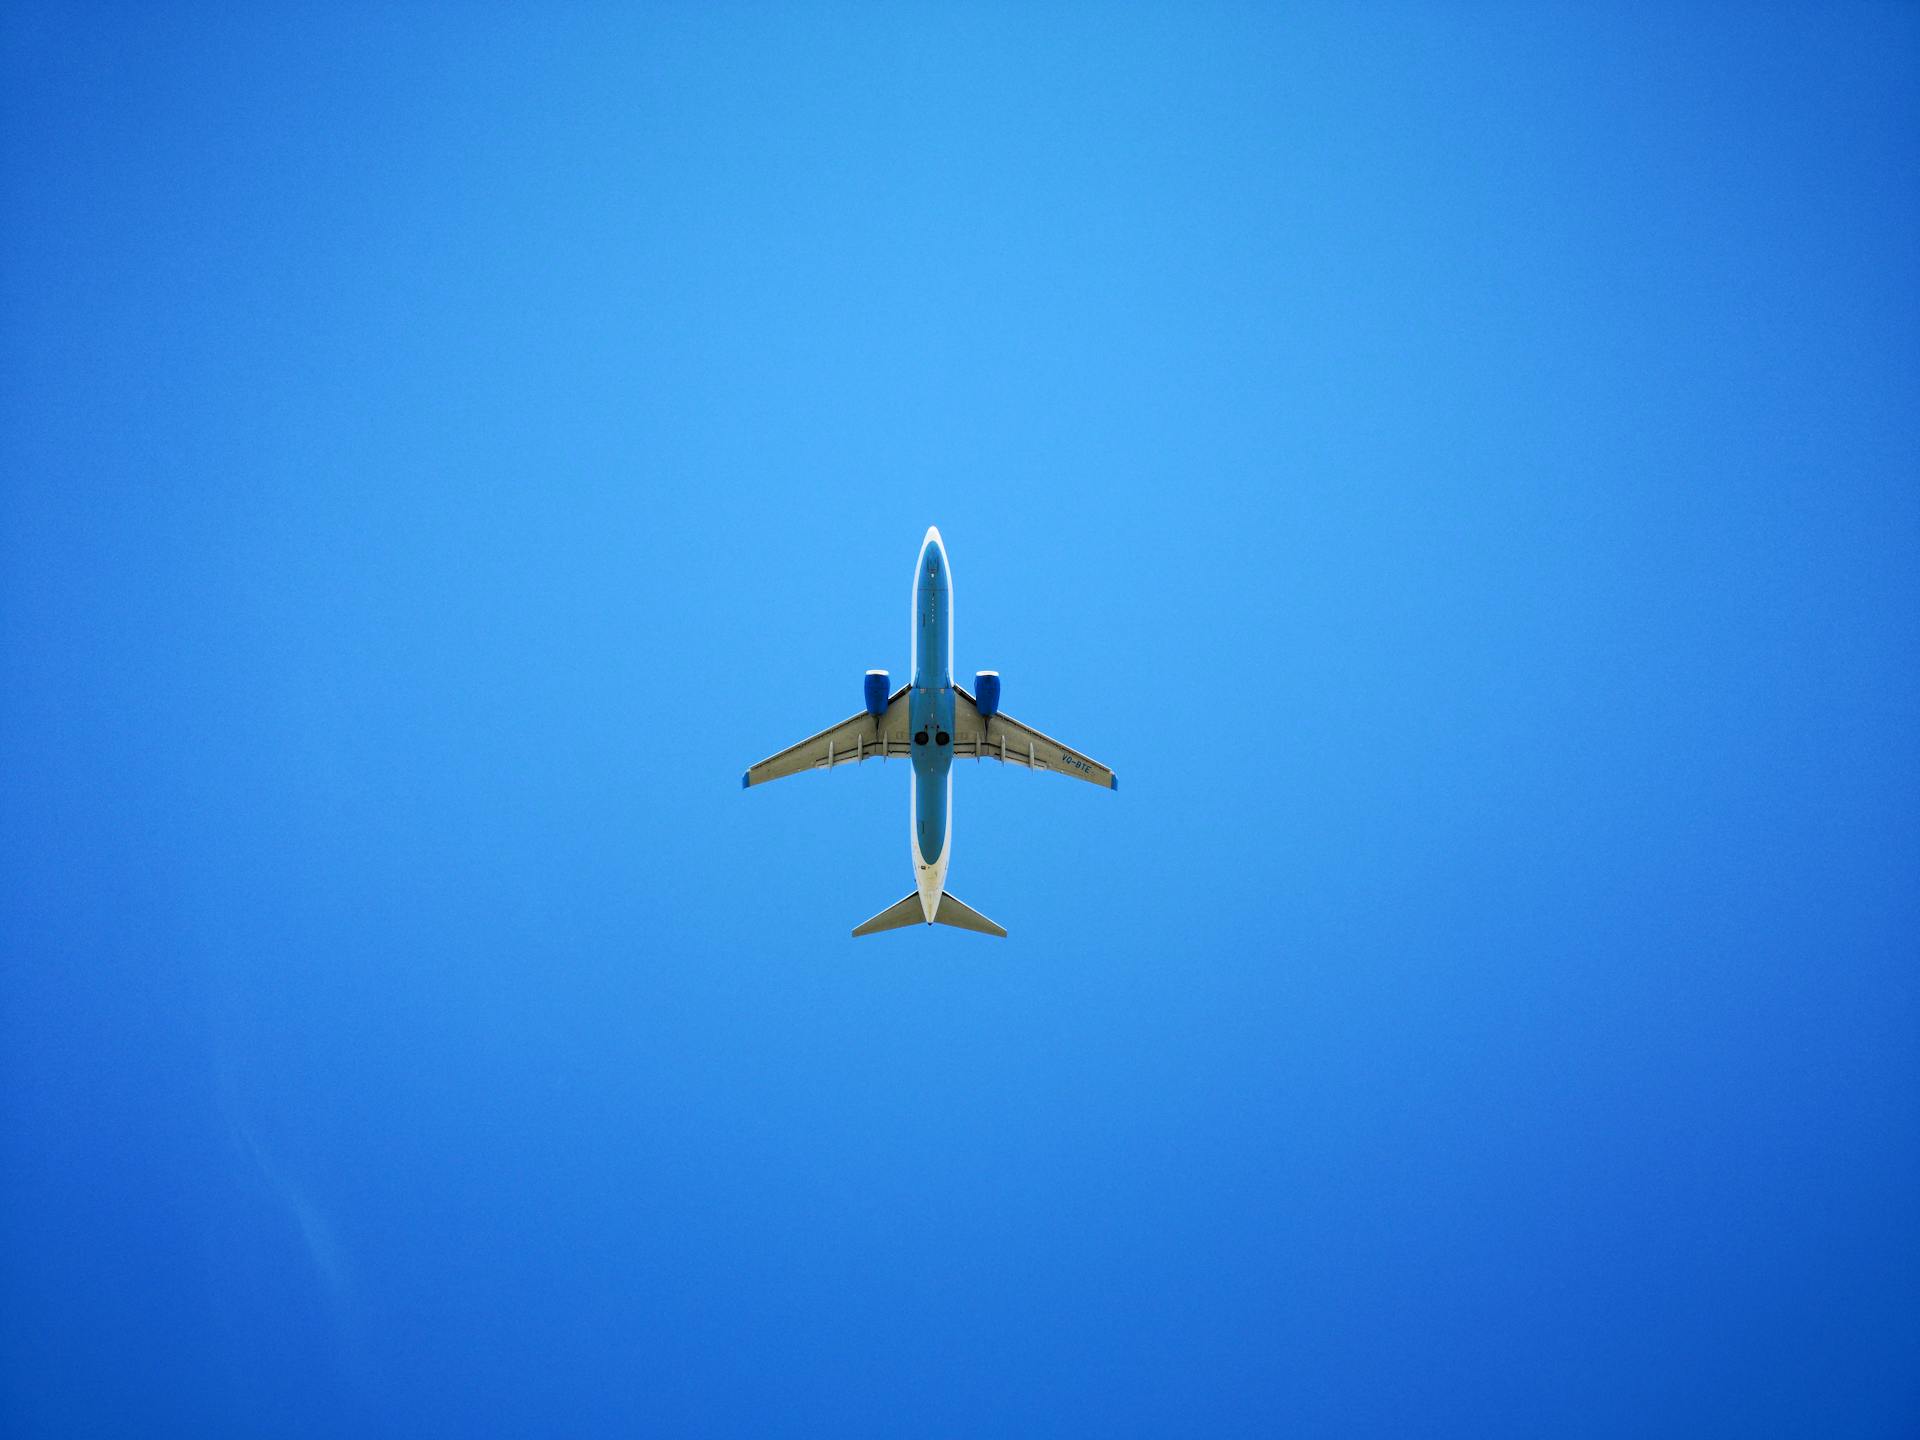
[864,670,890,717]
[973,671,1001,717]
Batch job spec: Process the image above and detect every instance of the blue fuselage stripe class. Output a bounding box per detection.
[910,538,952,866]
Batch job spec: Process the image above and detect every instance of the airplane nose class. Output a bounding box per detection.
[920,528,948,585]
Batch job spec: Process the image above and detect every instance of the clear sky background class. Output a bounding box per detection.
[3,5,1917,1436]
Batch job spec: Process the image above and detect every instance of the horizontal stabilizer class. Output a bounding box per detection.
[851,891,1008,938]
[934,891,1007,937]
[852,893,927,937]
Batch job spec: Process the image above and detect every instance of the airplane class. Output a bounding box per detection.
[742,526,1117,937]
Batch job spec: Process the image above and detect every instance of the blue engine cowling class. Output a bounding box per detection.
[974,671,1001,717]
[864,670,890,717]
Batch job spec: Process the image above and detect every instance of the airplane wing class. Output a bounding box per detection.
[952,685,1118,790]
[742,686,912,787]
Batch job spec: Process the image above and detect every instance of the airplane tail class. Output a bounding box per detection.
[851,894,924,936]
[851,891,1008,938]
[933,891,1008,937]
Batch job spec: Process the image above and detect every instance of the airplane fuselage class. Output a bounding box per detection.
[740,525,1114,936]
[908,529,955,919]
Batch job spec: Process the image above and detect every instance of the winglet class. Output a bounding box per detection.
[740,770,750,789]
[1110,773,1118,792]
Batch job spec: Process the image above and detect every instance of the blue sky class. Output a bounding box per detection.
[3,5,1917,1435]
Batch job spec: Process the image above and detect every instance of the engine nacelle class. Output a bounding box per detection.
[974,671,1001,718]
[864,670,890,717]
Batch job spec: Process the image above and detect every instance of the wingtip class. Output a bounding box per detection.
[1110,773,1119,792]
[740,770,750,789]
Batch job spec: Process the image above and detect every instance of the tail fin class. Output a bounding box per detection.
[850,891,1008,938]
